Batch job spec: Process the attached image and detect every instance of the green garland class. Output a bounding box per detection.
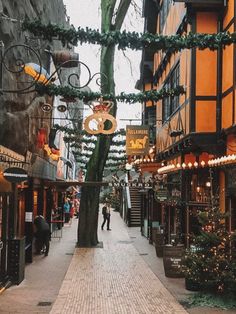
[36,84,184,104]
[70,138,125,146]
[56,124,125,137]
[111,140,126,146]
[109,149,126,154]
[73,150,125,161]
[106,160,126,166]
[22,19,236,52]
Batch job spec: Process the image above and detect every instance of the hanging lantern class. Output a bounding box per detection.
[84,100,117,135]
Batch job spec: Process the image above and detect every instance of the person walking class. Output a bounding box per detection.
[101,203,111,231]
[63,198,71,223]
[34,215,51,256]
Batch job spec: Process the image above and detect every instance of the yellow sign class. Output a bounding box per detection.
[126,125,149,156]
[84,101,117,135]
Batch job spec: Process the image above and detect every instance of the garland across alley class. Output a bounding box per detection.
[22,19,236,52]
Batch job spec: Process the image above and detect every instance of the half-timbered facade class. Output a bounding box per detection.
[139,0,236,246]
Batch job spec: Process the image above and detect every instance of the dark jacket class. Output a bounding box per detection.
[34,215,50,237]
[102,206,107,216]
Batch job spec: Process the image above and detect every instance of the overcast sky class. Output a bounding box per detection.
[63,0,143,129]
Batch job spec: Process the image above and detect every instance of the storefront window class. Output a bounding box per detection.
[189,173,211,203]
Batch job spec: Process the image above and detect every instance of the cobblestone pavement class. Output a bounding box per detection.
[50,212,187,314]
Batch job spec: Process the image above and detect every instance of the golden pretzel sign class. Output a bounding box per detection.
[84,100,117,135]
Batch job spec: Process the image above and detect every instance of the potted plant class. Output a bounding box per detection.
[183,200,236,293]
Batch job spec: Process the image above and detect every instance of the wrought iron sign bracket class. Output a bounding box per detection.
[0,41,106,95]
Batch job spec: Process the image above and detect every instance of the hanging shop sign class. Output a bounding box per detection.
[108,180,153,188]
[154,188,169,202]
[3,167,28,183]
[126,125,149,156]
[84,100,117,135]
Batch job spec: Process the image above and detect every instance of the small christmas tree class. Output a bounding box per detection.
[185,191,236,293]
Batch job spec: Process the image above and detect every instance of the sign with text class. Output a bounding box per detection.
[154,189,168,202]
[108,181,153,188]
[3,167,28,183]
[126,125,149,156]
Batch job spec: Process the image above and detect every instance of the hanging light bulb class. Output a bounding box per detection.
[200,160,205,167]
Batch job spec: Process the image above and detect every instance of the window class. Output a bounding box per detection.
[162,63,180,122]
[144,106,156,144]
[159,0,172,33]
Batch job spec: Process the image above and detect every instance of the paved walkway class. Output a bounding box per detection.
[1,210,235,313]
[0,219,77,313]
[50,211,187,314]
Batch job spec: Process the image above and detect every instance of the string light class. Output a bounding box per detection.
[156,154,236,174]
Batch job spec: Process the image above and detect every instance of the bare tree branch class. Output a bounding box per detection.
[114,0,132,31]
[131,0,142,16]
[121,50,134,78]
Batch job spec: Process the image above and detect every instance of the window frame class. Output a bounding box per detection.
[162,62,180,123]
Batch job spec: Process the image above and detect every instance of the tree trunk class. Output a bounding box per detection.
[78,0,131,247]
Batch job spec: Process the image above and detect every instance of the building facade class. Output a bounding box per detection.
[139,0,236,246]
[0,0,82,286]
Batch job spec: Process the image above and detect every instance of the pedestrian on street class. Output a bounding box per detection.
[63,198,71,223]
[34,215,51,256]
[101,203,111,231]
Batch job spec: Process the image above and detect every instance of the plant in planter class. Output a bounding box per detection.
[184,198,236,293]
